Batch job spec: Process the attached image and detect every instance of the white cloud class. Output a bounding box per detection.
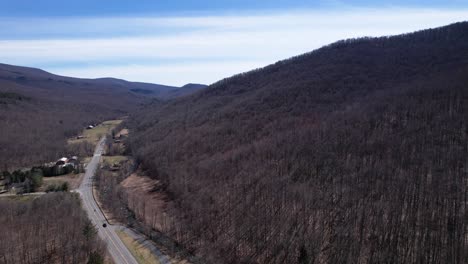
[0,8,467,85]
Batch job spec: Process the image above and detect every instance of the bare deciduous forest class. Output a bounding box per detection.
[0,193,106,263]
[0,64,202,170]
[129,22,468,263]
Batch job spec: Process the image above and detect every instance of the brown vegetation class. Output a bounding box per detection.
[0,192,106,263]
[96,137,194,263]
[40,172,84,191]
[95,156,135,222]
[0,64,203,170]
[121,173,169,232]
[128,22,468,263]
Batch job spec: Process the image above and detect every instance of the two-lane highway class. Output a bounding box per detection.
[78,138,138,264]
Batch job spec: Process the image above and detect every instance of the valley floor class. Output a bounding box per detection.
[1,119,178,264]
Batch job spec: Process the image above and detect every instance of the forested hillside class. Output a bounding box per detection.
[129,22,468,263]
[0,64,203,169]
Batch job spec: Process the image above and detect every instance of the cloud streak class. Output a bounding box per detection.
[1,8,467,86]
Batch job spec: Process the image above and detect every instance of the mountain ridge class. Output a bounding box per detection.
[129,21,468,263]
[0,62,206,169]
[0,62,206,98]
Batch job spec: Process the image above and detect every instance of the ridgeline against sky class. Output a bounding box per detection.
[0,1,467,85]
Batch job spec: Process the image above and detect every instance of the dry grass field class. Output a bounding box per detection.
[68,120,123,145]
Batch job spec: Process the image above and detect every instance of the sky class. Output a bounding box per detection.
[0,1,467,86]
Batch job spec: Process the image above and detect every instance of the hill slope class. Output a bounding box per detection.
[0,63,202,101]
[0,64,204,169]
[165,83,208,99]
[130,22,468,263]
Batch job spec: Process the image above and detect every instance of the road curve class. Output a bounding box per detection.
[78,138,138,264]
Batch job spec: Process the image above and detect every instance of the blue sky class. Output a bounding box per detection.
[0,1,467,86]
[1,1,467,16]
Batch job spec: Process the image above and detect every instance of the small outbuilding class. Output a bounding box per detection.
[56,157,68,165]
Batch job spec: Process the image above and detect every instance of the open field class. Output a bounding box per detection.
[68,120,123,145]
[40,172,84,191]
[117,230,160,264]
[0,193,43,202]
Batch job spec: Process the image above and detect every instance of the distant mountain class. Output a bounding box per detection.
[165,83,208,99]
[130,22,468,263]
[0,63,203,101]
[0,63,204,169]
[180,83,208,90]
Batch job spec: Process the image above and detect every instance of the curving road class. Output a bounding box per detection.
[78,138,138,264]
